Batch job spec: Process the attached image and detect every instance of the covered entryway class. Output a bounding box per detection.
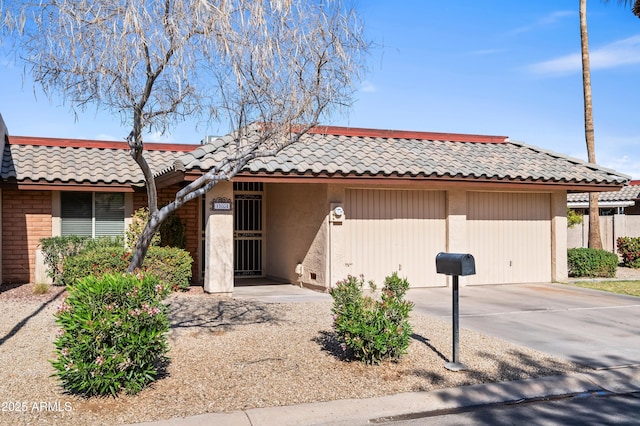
[466,192,552,285]
[344,188,447,287]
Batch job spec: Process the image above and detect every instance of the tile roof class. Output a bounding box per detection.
[165,127,629,187]
[2,136,199,187]
[567,181,640,205]
[1,128,630,190]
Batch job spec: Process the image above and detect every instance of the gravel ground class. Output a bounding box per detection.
[0,279,601,426]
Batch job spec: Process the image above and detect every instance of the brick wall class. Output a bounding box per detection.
[133,186,202,284]
[0,186,201,285]
[2,189,52,284]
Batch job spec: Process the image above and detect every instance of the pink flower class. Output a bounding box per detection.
[95,356,105,366]
[56,302,71,313]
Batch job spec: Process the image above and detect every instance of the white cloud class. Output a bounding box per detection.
[601,155,640,179]
[95,133,120,141]
[469,48,506,56]
[510,10,575,35]
[144,131,174,143]
[591,135,640,178]
[360,80,377,93]
[526,35,640,75]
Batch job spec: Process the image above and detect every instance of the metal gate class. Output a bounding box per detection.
[234,182,264,276]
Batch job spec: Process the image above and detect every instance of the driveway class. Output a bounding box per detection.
[407,283,640,369]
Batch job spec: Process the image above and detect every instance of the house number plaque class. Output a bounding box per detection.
[211,197,232,211]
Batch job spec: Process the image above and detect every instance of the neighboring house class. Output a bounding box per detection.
[0,132,201,285]
[567,181,640,252]
[0,118,630,292]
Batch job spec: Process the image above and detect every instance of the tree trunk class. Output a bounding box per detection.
[580,0,603,250]
[127,208,172,272]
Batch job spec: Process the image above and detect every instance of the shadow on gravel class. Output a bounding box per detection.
[0,286,65,347]
[313,330,350,361]
[411,333,448,362]
[314,331,454,364]
[168,297,282,333]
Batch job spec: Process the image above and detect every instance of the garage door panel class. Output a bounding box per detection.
[467,192,551,285]
[345,189,446,287]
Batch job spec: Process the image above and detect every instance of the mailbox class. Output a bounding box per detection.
[435,252,476,372]
[436,252,476,276]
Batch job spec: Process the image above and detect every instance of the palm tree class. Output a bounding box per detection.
[611,0,640,17]
[579,0,603,249]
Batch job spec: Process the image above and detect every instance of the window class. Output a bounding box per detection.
[61,192,125,237]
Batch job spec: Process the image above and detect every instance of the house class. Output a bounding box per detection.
[567,181,640,252]
[0,127,202,285]
[0,117,630,292]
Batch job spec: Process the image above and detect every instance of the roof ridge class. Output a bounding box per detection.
[306,126,508,143]
[7,135,199,152]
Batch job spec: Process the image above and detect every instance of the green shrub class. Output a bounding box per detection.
[567,208,583,229]
[567,247,618,278]
[51,273,171,396]
[40,236,124,285]
[62,247,129,286]
[159,214,186,249]
[39,236,90,285]
[330,273,413,365]
[144,246,193,291]
[126,208,160,249]
[62,246,193,290]
[617,236,640,269]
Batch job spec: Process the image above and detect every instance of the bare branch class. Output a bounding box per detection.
[4,0,368,270]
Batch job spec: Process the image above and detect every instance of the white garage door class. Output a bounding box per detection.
[344,189,447,287]
[466,192,551,285]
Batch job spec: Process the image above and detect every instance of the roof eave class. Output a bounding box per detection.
[568,201,636,209]
[175,169,628,190]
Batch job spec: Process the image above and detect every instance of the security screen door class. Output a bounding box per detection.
[233,182,264,276]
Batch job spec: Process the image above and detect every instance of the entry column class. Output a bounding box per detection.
[447,189,468,254]
[204,181,234,294]
[446,189,469,286]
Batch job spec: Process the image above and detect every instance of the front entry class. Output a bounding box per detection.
[233,182,264,276]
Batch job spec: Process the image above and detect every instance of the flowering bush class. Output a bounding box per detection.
[330,272,413,365]
[617,236,640,269]
[51,273,171,396]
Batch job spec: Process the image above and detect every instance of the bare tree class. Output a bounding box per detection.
[6,0,368,270]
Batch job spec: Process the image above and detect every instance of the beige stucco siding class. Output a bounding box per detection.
[466,192,552,285]
[265,183,328,286]
[343,188,447,287]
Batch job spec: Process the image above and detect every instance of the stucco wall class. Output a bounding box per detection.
[265,183,328,287]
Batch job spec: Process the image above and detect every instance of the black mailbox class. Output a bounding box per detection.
[436,252,476,276]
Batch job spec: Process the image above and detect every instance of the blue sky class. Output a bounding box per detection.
[2,1,640,177]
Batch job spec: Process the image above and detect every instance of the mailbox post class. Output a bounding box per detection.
[435,252,476,372]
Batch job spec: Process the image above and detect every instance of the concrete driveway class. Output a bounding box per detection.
[407,283,640,369]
